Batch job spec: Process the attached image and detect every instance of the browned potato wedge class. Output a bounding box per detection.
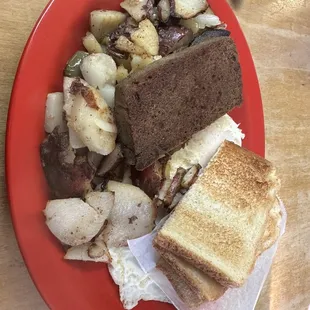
[85,191,115,220]
[115,35,147,55]
[107,17,139,59]
[114,56,132,71]
[180,18,199,34]
[63,77,117,155]
[44,197,111,246]
[170,0,207,19]
[82,32,104,54]
[90,10,126,41]
[120,0,155,22]
[131,19,159,56]
[116,65,129,82]
[130,54,162,72]
[109,17,138,43]
[101,181,156,247]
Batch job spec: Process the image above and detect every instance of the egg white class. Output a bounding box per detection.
[108,247,170,309]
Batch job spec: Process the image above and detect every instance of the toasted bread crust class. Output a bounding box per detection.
[154,141,281,287]
[155,233,240,287]
[157,258,205,308]
[156,246,227,300]
[203,141,280,212]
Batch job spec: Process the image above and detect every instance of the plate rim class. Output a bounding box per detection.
[5,0,56,302]
[5,0,265,308]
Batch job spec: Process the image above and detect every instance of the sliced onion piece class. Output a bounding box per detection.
[194,13,221,29]
[99,84,115,109]
[95,118,117,133]
[122,166,132,185]
[64,242,111,263]
[157,0,170,23]
[97,144,123,177]
[158,179,172,201]
[169,192,183,210]
[63,77,88,117]
[164,167,186,206]
[64,78,117,155]
[44,92,65,133]
[87,151,104,170]
[69,127,85,149]
[181,165,201,189]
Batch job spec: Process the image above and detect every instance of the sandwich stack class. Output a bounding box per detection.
[153,140,282,308]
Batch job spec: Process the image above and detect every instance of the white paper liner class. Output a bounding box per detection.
[128,199,287,310]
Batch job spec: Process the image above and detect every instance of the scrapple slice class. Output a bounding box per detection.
[115,37,243,170]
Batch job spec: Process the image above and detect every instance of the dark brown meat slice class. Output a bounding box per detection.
[132,160,164,198]
[115,37,243,170]
[191,29,230,46]
[158,25,194,56]
[40,128,95,198]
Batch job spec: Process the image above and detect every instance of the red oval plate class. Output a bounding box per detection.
[6,0,264,309]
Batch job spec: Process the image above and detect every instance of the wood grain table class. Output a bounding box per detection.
[0,0,309,309]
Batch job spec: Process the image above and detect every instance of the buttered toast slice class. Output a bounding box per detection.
[157,249,226,302]
[157,258,205,309]
[154,141,280,287]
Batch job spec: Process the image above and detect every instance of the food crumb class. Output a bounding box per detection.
[128,216,138,224]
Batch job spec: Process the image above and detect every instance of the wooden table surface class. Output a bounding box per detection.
[0,0,309,309]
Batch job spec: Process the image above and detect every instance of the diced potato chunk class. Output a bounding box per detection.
[131,19,159,56]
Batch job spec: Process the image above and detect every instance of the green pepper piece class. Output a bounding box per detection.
[64,51,89,77]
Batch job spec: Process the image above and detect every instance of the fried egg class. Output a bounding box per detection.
[108,247,170,309]
[165,114,244,179]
